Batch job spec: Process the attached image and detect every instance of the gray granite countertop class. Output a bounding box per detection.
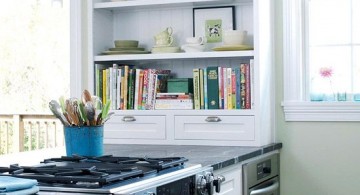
[104,143,282,170]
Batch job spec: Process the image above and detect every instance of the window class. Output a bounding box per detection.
[282,0,360,121]
[0,0,82,113]
[308,0,360,102]
[0,0,70,113]
[0,0,82,154]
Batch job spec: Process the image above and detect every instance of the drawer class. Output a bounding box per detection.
[174,115,255,141]
[104,115,166,139]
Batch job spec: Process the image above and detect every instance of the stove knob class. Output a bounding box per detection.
[204,172,214,194]
[214,175,225,193]
[197,175,207,195]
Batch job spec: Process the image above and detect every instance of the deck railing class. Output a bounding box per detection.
[0,114,64,155]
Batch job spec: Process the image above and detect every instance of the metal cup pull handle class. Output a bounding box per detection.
[122,116,136,122]
[205,116,221,122]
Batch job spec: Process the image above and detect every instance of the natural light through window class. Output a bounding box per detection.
[308,0,360,102]
[0,0,70,114]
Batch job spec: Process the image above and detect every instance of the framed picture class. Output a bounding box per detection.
[193,6,235,43]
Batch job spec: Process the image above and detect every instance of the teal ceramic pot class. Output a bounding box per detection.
[64,125,104,157]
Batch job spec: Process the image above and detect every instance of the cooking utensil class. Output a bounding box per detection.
[49,100,70,126]
[82,89,92,104]
[78,102,88,125]
[65,99,79,126]
[85,101,96,125]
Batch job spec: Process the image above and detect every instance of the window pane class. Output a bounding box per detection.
[309,46,351,101]
[353,0,360,43]
[353,46,360,100]
[0,0,70,113]
[309,0,351,45]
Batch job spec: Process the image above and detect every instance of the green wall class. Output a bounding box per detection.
[275,1,360,194]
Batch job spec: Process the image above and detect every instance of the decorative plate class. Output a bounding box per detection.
[101,50,150,55]
[212,45,253,51]
[108,47,145,51]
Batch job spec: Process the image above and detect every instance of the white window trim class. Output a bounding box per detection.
[282,0,360,121]
[70,1,83,98]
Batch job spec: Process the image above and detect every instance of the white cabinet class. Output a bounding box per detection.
[88,0,274,146]
[214,163,242,195]
[104,114,166,140]
[174,115,255,141]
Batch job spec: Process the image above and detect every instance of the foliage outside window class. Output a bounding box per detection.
[0,0,70,114]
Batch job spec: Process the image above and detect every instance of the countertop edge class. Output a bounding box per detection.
[210,143,282,170]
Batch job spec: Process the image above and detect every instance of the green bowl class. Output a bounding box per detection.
[114,40,139,48]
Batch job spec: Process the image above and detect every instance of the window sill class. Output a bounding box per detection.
[282,101,360,121]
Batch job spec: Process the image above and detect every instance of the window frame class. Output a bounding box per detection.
[70,1,83,98]
[282,0,360,121]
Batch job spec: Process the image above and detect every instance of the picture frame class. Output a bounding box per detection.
[193,6,235,43]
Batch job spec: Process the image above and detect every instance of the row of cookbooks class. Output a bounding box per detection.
[95,64,172,110]
[193,59,254,110]
[95,60,253,110]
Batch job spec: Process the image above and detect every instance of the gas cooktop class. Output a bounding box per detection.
[0,155,188,188]
[0,155,220,195]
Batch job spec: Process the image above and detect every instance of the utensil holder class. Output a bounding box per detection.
[64,125,104,157]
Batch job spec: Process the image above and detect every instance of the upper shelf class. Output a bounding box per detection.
[94,0,250,11]
[94,50,254,62]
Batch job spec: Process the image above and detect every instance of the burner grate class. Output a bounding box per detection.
[0,155,188,188]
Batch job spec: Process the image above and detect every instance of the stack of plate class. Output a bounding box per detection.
[101,40,150,55]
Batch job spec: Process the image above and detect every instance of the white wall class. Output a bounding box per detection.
[274,0,360,194]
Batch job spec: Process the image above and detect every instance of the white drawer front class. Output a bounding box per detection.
[175,116,255,141]
[104,115,166,139]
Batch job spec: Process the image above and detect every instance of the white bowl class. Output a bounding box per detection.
[185,37,205,45]
[223,30,247,45]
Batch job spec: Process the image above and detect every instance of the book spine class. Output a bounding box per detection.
[112,65,118,110]
[120,66,125,110]
[218,67,223,109]
[150,73,158,109]
[98,67,103,104]
[128,68,135,110]
[206,67,219,109]
[231,68,236,109]
[138,70,144,110]
[146,69,155,110]
[95,65,100,98]
[193,68,200,109]
[223,67,227,110]
[155,99,193,110]
[102,69,107,105]
[106,68,110,105]
[134,69,141,110]
[109,67,113,109]
[240,63,246,109]
[203,68,208,110]
[199,68,204,109]
[245,63,251,109]
[123,65,129,110]
[116,69,121,109]
[141,69,149,110]
[235,66,241,109]
[226,67,232,110]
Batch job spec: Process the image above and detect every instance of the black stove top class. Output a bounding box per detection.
[0,155,188,188]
